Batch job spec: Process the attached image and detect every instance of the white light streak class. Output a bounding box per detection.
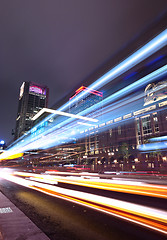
[1,29,167,159]
[32,108,98,122]
[1,171,167,235]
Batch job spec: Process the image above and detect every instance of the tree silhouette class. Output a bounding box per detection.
[119,142,131,171]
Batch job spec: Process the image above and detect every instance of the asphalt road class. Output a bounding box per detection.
[0,177,166,240]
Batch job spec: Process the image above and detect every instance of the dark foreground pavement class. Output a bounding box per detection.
[0,192,50,240]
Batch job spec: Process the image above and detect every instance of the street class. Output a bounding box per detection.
[0,168,166,240]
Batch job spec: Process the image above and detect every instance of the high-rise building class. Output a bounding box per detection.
[69,86,103,114]
[15,82,49,140]
[68,86,103,164]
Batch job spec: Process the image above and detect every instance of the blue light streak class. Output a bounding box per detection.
[149,136,167,142]
[67,65,167,120]
[17,29,167,139]
[58,29,167,112]
[2,64,165,156]
[28,64,166,149]
[138,141,167,151]
[146,55,164,66]
[1,29,167,160]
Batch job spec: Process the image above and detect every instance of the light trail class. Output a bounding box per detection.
[139,135,167,152]
[70,64,167,122]
[0,169,167,235]
[139,141,167,151]
[58,29,167,112]
[1,63,166,160]
[31,108,98,122]
[14,171,167,199]
[1,29,167,160]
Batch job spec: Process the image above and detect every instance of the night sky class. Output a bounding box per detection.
[0,0,167,144]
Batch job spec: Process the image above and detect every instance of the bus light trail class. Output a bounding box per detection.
[0,170,167,235]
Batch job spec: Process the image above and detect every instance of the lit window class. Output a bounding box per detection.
[153,113,159,133]
[118,126,121,135]
[141,115,152,135]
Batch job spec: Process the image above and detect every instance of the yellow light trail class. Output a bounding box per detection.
[0,170,167,235]
[0,152,23,161]
[14,171,167,199]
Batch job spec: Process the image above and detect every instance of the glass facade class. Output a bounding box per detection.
[141,115,152,136]
[15,82,49,139]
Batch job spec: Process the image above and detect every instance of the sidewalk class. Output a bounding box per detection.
[0,192,50,240]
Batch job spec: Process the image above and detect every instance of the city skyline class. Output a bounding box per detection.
[0,2,167,240]
[0,1,167,144]
[1,27,166,168]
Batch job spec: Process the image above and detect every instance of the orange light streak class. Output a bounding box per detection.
[0,170,167,235]
[14,171,167,199]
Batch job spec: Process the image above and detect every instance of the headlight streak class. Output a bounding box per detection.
[0,30,166,160]
[42,175,167,199]
[0,171,167,235]
[32,185,167,235]
[28,177,58,185]
[12,171,167,199]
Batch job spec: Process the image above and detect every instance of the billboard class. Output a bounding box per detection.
[29,83,47,95]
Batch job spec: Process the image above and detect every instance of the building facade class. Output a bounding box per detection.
[69,52,167,172]
[69,86,103,114]
[76,78,167,173]
[15,82,49,140]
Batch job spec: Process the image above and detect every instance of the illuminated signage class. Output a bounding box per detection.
[134,105,156,116]
[70,86,103,100]
[144,80,167,106]
[159,100,167,107]
[123,113,132,119]
[29,84,46,95]
[114,117,122,122]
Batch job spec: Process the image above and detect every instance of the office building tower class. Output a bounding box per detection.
[15,82,49,139]
[69,86,103,114]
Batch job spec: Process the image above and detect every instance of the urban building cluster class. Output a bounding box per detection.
[13,77,167,173]
[67,81,167,173]
[12,23,167,173]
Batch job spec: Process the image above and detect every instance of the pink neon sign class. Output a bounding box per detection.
[29,85,46,95]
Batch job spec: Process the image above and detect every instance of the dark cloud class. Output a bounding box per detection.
[0,0,167,143]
